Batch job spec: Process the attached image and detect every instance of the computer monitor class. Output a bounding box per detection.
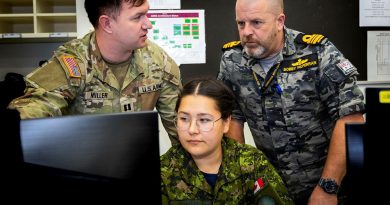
[17,111,161,203]
[345,87,390,204]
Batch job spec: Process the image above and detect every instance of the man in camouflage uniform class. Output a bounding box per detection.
[8,0,181,144]
[217,0,365,204]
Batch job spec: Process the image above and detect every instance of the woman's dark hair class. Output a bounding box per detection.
[175,78,235,120]
[85,0,146,28]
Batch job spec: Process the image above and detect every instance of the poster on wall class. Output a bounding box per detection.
[367,31,390,81]
[149,0,181,9]
[147,10,206,65]
[359,0,390,27]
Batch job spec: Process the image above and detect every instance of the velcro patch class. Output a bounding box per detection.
[62,56,81,78]
[222,40,242,51]
[282,53,318,72]
[336,60,356,76]
[138,83,163,94]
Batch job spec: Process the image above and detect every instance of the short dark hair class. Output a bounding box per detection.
[175,78,235,120]
[84,0,146,28]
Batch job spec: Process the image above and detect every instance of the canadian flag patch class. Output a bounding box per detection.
[254,178,265,194]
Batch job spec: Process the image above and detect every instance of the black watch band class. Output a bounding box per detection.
[318,178,339,194]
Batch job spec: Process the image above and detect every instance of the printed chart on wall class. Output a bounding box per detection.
[359,0,390,26]
[149,0,180,9]
[367,31,390,81]
[147,10,206,65]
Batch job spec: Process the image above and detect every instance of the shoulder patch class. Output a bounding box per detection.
[222,41,242,52]
[336,59,356,76]
[295,33,328,45]
[62,56,81,78]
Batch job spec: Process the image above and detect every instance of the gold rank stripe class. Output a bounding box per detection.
[223,41,241,49]
[379,91,390,103]
[302,34,325,45]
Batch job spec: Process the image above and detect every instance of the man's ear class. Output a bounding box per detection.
[99,15,113,34]
[277,13,285,31]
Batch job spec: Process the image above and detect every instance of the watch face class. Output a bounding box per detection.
[319,178,339,194]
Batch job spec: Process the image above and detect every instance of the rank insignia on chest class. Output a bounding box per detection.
[62,56,81,78]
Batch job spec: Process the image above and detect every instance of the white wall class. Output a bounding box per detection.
[76,0,94,38]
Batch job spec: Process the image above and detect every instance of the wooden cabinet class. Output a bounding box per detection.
[0,0,76,42]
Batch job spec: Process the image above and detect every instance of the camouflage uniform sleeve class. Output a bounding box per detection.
[160,152,170,205]
[156,48,182,146]
[318,41,365,121]
[217,52,246,123]
[8,48,84,119]
[251,147,295,205]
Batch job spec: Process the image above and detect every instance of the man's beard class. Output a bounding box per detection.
[244,45,266,59]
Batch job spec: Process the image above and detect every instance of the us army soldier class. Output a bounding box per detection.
[8,0,182,144]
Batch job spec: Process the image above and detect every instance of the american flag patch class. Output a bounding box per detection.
[62,56,81,78]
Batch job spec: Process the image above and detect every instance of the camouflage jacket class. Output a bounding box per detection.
[160,137,294,205]
[9,32,182,144]
[217,27,365,199]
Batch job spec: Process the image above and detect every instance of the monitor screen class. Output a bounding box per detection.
[18,111,161,203]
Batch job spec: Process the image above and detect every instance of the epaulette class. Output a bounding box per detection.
[222,41,242,52]
[295,33,328,45]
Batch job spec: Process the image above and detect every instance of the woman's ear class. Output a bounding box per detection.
[223,116,231,134]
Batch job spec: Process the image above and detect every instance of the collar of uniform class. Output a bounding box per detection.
[87,32,120,90]
[88,32,143,90]
[131,43,149,77]
[213,137,244,192]
[178,147,213,194]
[177,137,243,194]
[282,26,297,56]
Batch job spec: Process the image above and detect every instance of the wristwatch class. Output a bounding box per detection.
[318,178,339,194]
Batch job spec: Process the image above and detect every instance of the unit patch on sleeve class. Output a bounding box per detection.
[62,56,81,78]
[222,40,242,51]
[336,60,356,76]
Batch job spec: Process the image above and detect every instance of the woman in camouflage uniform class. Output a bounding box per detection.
[160,79,294,205]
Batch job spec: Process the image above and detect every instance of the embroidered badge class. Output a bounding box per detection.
[254,178,265,194]
[138,83,163,94]
[62,56,81,78]
[282,54,318,72]
[336,60,356,76]
[222,40,242,51]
